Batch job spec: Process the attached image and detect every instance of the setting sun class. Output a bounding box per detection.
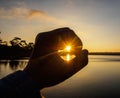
[58,45,76,61]
[65,46,71,52]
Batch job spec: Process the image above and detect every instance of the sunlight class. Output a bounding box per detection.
[60,53,76,61]
[65,46,71,52]
[66,54,70,61]
[58,45,76,61]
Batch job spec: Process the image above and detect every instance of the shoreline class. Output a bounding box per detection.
[0,53,120,60]
[89,52,120,55]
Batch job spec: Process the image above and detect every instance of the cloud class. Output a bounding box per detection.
[0,6,65,24]
[0,7,28,19]
[27,9,58,21]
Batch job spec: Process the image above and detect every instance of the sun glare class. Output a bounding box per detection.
[66,54,70,61]
[60,54,76,62]
[65,45,71,52]
[58,45,76,62]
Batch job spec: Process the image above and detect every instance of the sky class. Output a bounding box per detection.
[0,0,120,52]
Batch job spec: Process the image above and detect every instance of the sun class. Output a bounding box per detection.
[58,45,76,61]
[65,45,71,52]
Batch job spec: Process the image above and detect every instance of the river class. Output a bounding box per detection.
[0,55,120,98]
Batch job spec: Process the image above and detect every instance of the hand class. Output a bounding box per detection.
[24,27,88,89]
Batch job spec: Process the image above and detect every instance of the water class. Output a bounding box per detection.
[0,55,120,98]
[0,59,28,78]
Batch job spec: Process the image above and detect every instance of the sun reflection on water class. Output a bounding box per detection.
[58,45,76,61]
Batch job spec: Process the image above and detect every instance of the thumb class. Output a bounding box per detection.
[70,49,88,75]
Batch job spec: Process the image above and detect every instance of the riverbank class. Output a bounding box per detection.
[89,52,120,55]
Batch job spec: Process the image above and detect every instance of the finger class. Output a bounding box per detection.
[35,27,82,49]
[69,49,88,75]
[35,27,72,41]
[51,27,83,48]
[31,27,83,60]
[31,28,74,59]
[75,49,88,68]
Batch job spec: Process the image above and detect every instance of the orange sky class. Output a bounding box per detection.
[0,0,120,52]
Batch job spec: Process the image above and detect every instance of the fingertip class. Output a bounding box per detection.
[53,27,74,34]
[60,27,71,30]
[55,27,71,31]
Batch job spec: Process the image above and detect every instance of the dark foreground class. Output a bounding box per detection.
[0,55,120,98]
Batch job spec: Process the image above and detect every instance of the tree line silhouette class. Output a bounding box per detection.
[0,32,120,60]
[0,33,34,59]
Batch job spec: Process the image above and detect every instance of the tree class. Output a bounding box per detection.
[10,37,21,46]
[28,42,34,49]
[0,32,2,43]
[19,40,28,48]
[0,32,5,46]
[0,41,8,46]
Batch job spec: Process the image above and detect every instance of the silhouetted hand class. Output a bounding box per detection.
[24,27,88,89]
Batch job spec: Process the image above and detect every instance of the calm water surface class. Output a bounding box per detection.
[0,55,120,98]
